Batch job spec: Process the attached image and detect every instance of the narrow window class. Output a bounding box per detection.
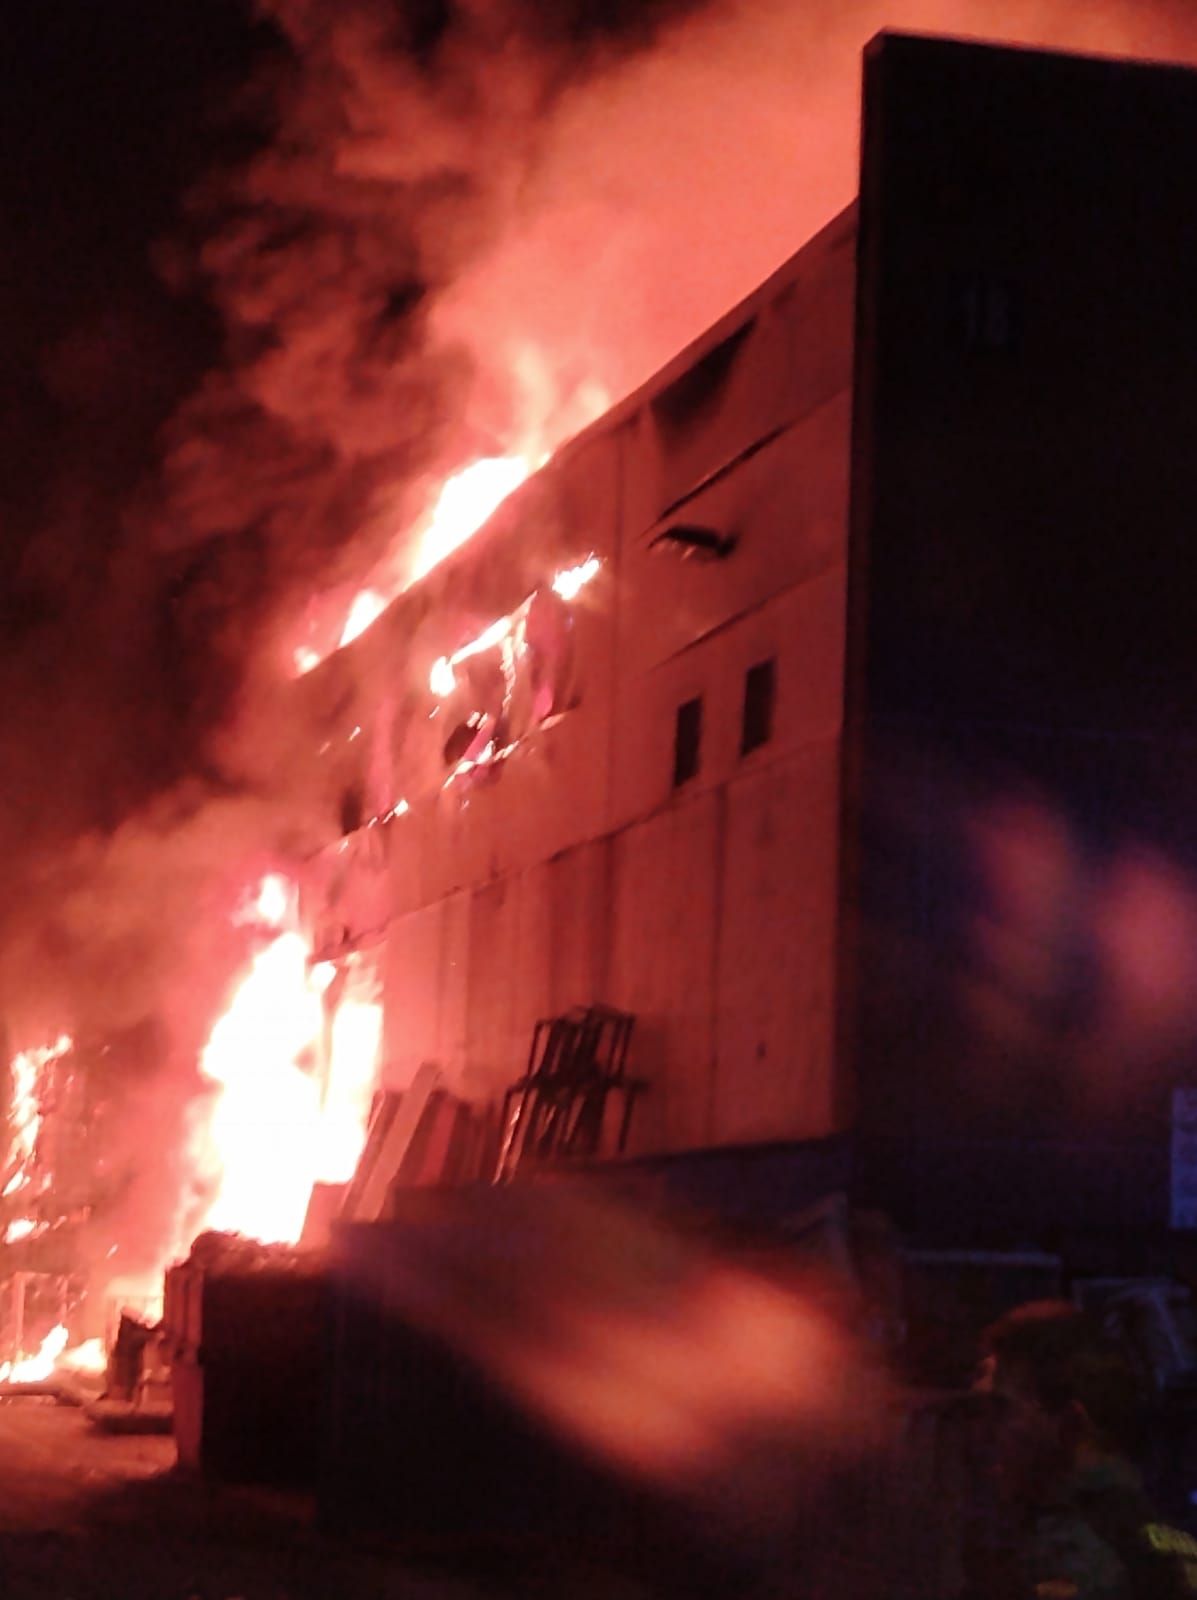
[673,696,702,788]
[740,658,776,755]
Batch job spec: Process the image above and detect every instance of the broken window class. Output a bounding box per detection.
[673,696,703,788]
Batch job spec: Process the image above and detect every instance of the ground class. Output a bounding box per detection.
[0,1400,494,1600]
[0,1401,675,1600]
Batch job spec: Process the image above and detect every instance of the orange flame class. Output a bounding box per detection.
[339,588,388,648]
[429,610,522,698]
[551,554,601,602]
[0,1323,68,1384]
[56,1336,107,1377]
[411,455,536,583]
[318,994,383,1184]
[293,453,537,676]
[187,877,381,1246]
[4,1034,72,1200]
[430,553,601,699]
[0,1327,105,1385]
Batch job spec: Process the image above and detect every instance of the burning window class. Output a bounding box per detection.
[432,562,599,793]
[673,696,703,788]
[740,659,776,756]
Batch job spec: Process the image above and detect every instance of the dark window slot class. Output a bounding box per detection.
[673,697,703,788]
[741,659,776,755]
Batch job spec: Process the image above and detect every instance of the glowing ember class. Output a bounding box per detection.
[0,1323,68,1385]
[413,455,534,582]
[444,738,519,792]
[188,875,382,1246]
[552,554,601,601]
[339,588,387,647]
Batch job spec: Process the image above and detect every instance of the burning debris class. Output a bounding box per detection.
[0,863,381,1383]
[1,1323,68,1387]
[1,1033,154,1388]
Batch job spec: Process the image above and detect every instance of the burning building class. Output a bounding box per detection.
[292,171,853,1176]
[287,29,1197,1261]
[9,24,1197,1417]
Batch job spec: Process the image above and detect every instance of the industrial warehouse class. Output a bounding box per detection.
[5,24,1197,1599]
[296,28,1197,1240]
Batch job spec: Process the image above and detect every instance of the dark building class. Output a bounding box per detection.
[847,34,1197,1252]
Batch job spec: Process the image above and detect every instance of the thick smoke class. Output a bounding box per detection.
[149,0,715,706]
[3,0,1197,1278]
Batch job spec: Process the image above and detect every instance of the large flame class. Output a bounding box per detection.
[290,361,610,680]
[3,1034,72,1200]
[318,992,384,1184]
[187,875,381,1246]
[0,1326,109,1386]
[411,455,536,583]
[294,453,537,677]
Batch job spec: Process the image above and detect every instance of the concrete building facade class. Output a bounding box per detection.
[300,201,856,1160]
[298,33,1197,1243]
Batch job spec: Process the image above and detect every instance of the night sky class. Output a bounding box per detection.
[0,0,264,830]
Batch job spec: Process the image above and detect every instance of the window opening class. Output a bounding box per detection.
[673,697,703,788]
[740,659,776,755]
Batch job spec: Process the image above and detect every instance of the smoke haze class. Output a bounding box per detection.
[2,0,1195,1268]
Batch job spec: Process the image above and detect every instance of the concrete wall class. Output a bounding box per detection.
[325,208,858,1155]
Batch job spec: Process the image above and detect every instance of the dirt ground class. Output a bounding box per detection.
[0,1400,683,1600]
[0,1399,497,1600]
